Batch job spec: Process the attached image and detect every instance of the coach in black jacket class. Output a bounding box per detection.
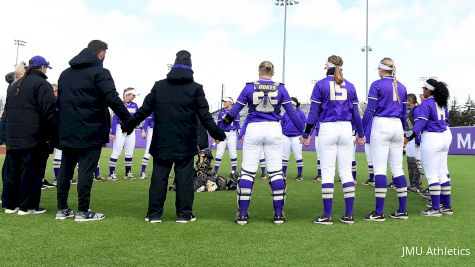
[2,56,57,214]
[122,50,226,223]
[57,40,130,221]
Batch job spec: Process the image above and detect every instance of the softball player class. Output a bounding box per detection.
[214,97,240,175]
[282,97,306,181]
[221,61,304,225]
[413,77,453,216]
[301,55,365,225]
[108,87,139,181]
[238,116,267,180]
[360,102,375,186]
[139,113,154,180]
[405,94,422,192]
[362,58,408,221]
[311,124,322,182]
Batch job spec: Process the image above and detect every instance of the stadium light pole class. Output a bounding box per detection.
[275,0,299,83]
[14,39,27,67]
[360,0,372,100]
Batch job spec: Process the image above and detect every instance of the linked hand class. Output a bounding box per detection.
[357,136,366,146]
[141,130,147,139]
[109,134,116,141]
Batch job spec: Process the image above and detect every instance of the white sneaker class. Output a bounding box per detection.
[17,208,46,215]
[139,172,147,180]
[124,172,136,180]
[108,173,118,181]
[4,207,19,214]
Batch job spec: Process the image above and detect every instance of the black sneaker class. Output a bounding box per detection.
[145,216,162,223]
[440,207,454,215]
[363,211,385,222]
[390,210,409,220]
[314,215,333,225]
[74,209,105,222]
[55,209,75,220]
[235,214,249,225]
[387,182,396,190]
[70,179,78,185]
[408,186,419,193]
[42,179,55,188]
[421,208,442,217]
[312,176,322,182]
[340,215,355,224]
[273,214,286,224]
[295,176,303,182]
[176,214,196,223]
[362,179,375,186]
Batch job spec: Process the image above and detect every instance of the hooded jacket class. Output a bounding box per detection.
[122,67,226,160]
[58,48,130,149]
[3,69,57,150]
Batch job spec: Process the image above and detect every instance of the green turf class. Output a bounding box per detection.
[1,149,474,266]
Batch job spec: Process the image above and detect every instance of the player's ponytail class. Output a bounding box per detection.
[379,57,399,103]
[327,55,344,85]
[426,78,449,107]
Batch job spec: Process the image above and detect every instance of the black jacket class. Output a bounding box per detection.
[123,67,226,160]
[3,69,57,150]
[58,48,130,149]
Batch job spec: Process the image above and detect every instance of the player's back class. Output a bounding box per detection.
[315,76,357,122]
[369,77,407,118]
[418,97,449,132]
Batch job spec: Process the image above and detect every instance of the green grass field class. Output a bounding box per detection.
[1,148,474,266]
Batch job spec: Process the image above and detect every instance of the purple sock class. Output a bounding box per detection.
[429,183,441,210]
[53,168,60,181]
[342,182,355,216]
[109,158,117,175]
[238,171,254,215]
[317,160,321,176]
[95,167,100,177]
[282,166,288,176]
[394,175,407,212]
[231,158,237,172]
[261,167,266,176]
[297,166,303,177]
[351,160,357,180]
[375,174,387,215]
[214,158,221,173]
[440,181,451,208]
[141,164,147,174]
[269,170,286,215]
[322,183,334,217]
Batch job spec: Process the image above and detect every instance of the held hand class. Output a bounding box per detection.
[357,136,366,146]
[109,134,116,141]
[141,130,147,139]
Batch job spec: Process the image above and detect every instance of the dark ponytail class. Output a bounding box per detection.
[427,78,449,107]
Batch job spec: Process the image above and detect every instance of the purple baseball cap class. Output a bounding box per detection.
[28,55,52,69]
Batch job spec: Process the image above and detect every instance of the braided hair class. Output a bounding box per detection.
[379,57,399,103]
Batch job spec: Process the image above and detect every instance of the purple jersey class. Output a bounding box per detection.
[228,79,303,132]
[413,97,449,134]
[111,101,138,134]
[282,109,306,137]
[304,76,364,139]
[362,76,408,142]
[141,113,154,131]
[217,108,240,131]
[367,77,407,118]
[309,76,360,123]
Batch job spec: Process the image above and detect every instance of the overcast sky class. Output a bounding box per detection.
[1,0,474,110]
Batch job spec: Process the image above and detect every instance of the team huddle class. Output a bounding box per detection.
[218,56,453,225]
[1,40,453,225]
